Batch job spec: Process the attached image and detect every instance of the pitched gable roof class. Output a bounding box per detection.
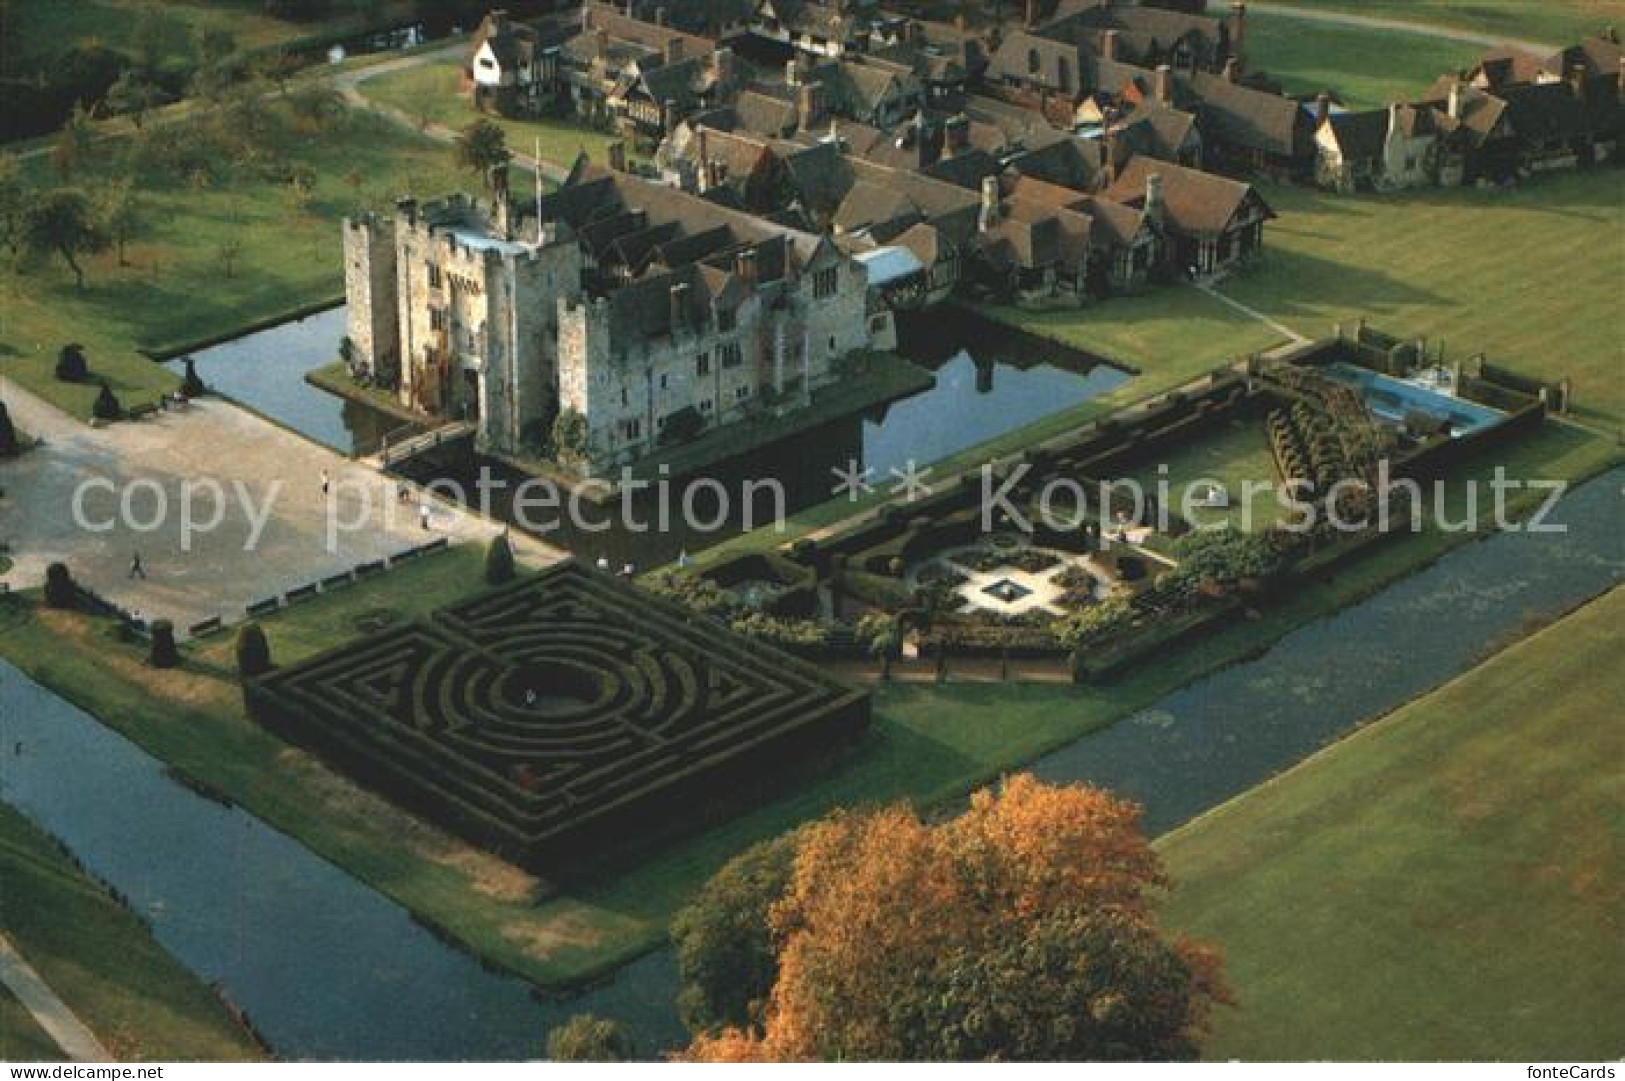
[1104,156,1272,239]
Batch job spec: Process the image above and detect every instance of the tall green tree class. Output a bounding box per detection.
[454,118,511,190]
[671,832,800,1036]
[23,188,110,291]
[95,177,143,266]
[104,69,165,130]
[0,151,29,260]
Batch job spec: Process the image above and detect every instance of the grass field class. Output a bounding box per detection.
[1248,13,1480,110]
[1,421,1615,990]
[1264,0,1625,47]
[1214,170,1625,431]
[0,103,479,419]
[358,57,630,170]
[1161,587,1625,1060]
[0,985,63,1063]
[1,0,432,75]
[1120,417,1282,532]
[0,803,264,1062]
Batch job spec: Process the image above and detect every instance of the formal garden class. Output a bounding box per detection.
[647,327,1550,680]
[246,562,870,865]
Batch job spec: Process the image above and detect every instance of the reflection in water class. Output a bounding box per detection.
[1,468,1618,1059]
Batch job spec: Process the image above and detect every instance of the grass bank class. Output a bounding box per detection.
[1216,171,1625,432]
[1249,12,1479,109]
[1260,1,1624,47]
[1161,587,1625,1060]
[1,422,1614,991]
[0,803,265,1061]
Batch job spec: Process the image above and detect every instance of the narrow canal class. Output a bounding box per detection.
[2,469,1619,1058]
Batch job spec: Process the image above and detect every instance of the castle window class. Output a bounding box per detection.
[720,343,743,369]
[1028,49,1040,75]
[659,373,669,390]
[696,352,711,376]
[716,307,736,332]
[700,398,713,413]
[620,387,628,407]
[429,307,447,332]
[625,418,641,440]
[427,263,442,288]
[812,267,838,298]
[735,384,752,401]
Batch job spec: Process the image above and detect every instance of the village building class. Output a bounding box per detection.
[1102,156,1272,277]
[343,162,879,472]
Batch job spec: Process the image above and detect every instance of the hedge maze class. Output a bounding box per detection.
[245,562,871,865]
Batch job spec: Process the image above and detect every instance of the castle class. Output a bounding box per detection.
[343,161,877,471]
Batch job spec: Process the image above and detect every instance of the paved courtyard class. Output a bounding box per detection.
[0,378,562,633]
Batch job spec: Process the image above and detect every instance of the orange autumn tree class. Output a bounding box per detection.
[681,775,1227,1062]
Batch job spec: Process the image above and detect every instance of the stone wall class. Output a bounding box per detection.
[342,215,400,384]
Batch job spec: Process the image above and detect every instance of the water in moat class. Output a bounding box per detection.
[3,466,1619,1059]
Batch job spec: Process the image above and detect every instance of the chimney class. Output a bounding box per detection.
[666,36,684,64]
[669,280,691,333]
[490,8,510,33]
[654,5,666,26]
[1315,91,1331,127]
[1223,57,1239,83]
[945,113,969,153]
[797,82,825,130]
[1024,0,1039,29]
[734,246,757,284]
[786,58,800,88]
[978,175,1001,232]
[1102,29,1119,62]
[396,196,418,225]
[662,97,680,134]
[1144,171,1164,226]
[1386,101,1401,140]
[1154,63,1172,105]
[1448,79,1464,120]
[608,140,628,172]
[581,4,592,31]
[595,28,609,60]
[1229,2,1247,69]
[1619,55,1625,95]
[695,127,710,190]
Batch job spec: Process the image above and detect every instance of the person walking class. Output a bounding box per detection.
[128,551,147,579]
[419,501,432,531]
[321,469,331,496]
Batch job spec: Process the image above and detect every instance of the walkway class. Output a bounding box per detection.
[0,377,563,633]
[1249,2,1559,54]
[1195,281,1308,343]
[0,935,112,1063]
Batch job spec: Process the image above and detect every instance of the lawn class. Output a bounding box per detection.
[1248,12,1480,110]
[1119,416,1282,532]
[358,56,630,171]
[0,985,63,1063]
[0,102,485,420]
[1,420,1615,991]
[1161,587,1625,1061]
[1261,0,1625,47]
[0,802,264,1061]
[1216,170,1625,432]
[1,0,435,75]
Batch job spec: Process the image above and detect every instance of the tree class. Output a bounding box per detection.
[484,532,516,585]
[454,119,511,189]
[56,343,89,383]
[289,81,343,129]
[149,620,179,668]
[44,563,76,609]
[681,776,1227,1062]
[96,176,143,266]
[0,151,31,259]
[104,69,165,130]
[549,407,588,466]
[92,381,122,421]
[23,189,110,291]
[545,1014,633,1062]
[235,622,272,676]
[49,105,94,180]
[671,832,800,1036]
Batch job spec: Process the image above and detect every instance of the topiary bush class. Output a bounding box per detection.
[43,562,76,608]
[55,343,89,382]
[149,620,179,668]
[235,622,272,677]
[545,1014,633,1062]
[92,381,122,421]
[179,356,206,398]
[484,532,516,585]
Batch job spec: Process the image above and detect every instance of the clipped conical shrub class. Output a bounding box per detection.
[92,381,122,421]
[485,532,516,585]
[179,356,206,398]
[0,402,16,456]
[44,562,75,608]
[235,622,272,677]
[149,620,179,668]
[55,343,88,382]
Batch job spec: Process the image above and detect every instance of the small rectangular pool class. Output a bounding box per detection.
[1323,362,1504,437]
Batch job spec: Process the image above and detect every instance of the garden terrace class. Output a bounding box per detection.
[246,562,870,865]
